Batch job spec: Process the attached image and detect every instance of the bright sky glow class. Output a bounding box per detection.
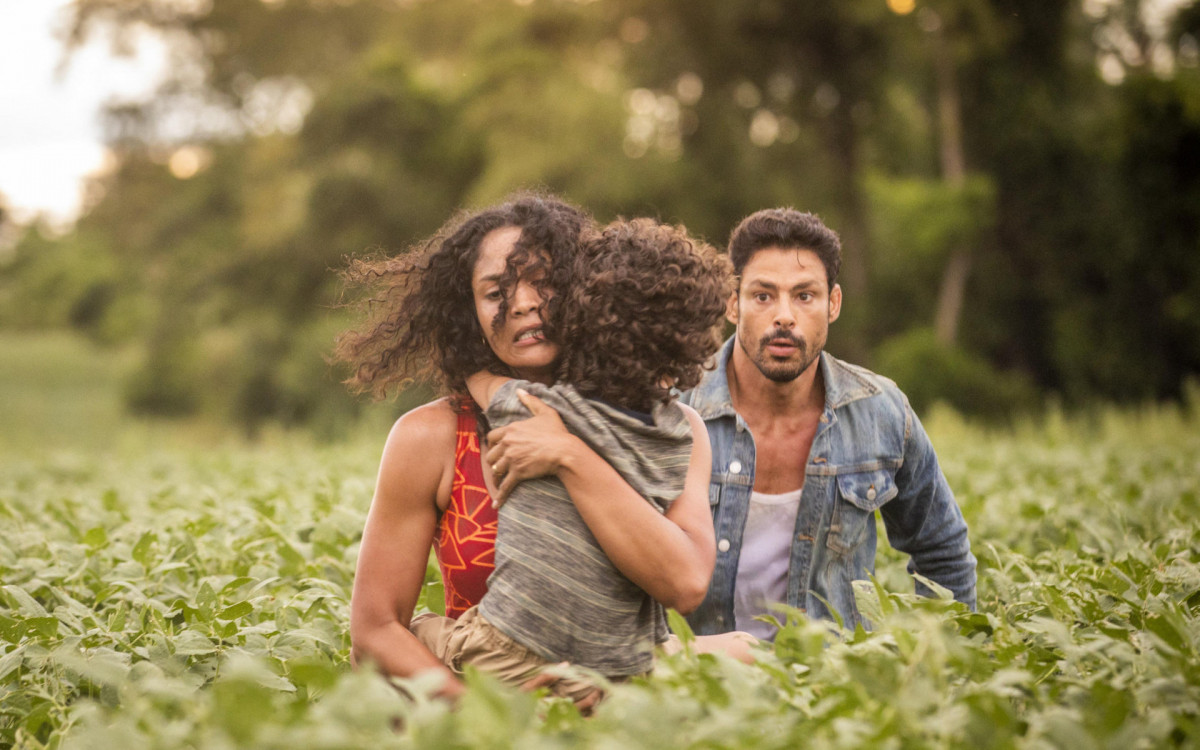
[0,1,165,225]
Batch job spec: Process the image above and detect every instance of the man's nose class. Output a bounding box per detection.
[772,299,796,328]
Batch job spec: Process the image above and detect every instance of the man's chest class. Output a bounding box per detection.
[746,421,819,494]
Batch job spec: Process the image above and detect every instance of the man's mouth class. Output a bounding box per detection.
[762,332,804,356]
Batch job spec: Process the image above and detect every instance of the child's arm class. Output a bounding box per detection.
[465,370,512,408]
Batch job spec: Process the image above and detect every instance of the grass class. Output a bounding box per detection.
[0,332,133,454]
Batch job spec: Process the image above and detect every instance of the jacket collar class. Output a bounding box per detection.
[688,336,880,420]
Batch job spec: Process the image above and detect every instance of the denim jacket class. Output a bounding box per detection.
[681,338,977,633]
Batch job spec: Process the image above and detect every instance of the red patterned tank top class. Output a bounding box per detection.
[434,405,498,619]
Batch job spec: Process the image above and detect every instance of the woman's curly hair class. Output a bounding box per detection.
[559,219,733,414]
[334,192,593,398]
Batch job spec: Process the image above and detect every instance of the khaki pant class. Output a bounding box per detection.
[411,607,610,703]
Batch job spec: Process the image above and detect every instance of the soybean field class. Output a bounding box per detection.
[2,397,1199,748]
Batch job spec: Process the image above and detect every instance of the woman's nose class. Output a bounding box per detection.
[511,281,541,314]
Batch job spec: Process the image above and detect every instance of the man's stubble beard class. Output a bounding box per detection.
[737,324,824,384]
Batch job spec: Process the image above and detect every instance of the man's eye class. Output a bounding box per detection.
[797,293,813,302]
[755,293,770,303]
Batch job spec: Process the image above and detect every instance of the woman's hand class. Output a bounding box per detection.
[520,667,603,714]
[485,389,582,506]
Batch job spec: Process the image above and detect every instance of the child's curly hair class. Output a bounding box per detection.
[334,192,592,399]
[559,219,733,414]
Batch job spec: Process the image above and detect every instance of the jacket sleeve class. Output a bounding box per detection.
[879,401,977,610]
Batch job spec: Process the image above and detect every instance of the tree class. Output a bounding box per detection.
[4,0,1197,431]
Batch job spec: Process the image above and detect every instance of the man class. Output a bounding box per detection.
[682,208,976,637]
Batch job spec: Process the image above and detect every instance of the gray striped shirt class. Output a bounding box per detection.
[476,380,693,675]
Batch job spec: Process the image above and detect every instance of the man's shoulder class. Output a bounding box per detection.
[826,354,901,393]
[824,353,910,416]
[678,346,735,418]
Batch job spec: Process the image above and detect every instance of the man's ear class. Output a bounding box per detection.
[725,289,739,325]
[828,283,842,324]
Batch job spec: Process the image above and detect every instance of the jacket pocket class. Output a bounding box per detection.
[826,469,898,556]
[835,470,898,512]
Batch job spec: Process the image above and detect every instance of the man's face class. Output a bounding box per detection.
[729,246,841,383]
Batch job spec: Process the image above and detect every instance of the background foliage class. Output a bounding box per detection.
[1,0,1198,433]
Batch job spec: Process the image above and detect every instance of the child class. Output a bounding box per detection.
[409,219,732,700]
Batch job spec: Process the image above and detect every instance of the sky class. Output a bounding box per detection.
[0,1,165,225]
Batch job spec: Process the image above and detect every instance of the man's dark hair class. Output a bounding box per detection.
[727,208,841,288]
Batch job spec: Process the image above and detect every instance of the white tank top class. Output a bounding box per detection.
[732,487,803,640]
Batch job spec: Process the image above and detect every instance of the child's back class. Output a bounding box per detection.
[476,220,731,675]
[478,381,692,675]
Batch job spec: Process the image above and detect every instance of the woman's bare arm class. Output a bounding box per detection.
[486,392,716,614]
[349,400,463,699]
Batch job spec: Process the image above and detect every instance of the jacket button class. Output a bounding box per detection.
[717,539,731,552]
[866,486,877,501]
[729,460,742,474]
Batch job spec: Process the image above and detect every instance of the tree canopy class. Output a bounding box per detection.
[2,0,1197,433]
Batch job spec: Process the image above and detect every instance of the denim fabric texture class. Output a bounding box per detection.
[681,337,977,634]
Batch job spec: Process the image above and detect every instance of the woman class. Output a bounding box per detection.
[335,193,730,701]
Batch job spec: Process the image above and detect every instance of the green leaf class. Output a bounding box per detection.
[218,601,254,621]
[25,616,60,639]
[172,630,216,656]
[221,576,255,596]
[1,585,48,617]
[912,572,954,601]
[131,531,157,565]
[0,647,24,681]
[83,526,108,549]
[852,580,885,626]
[51,647,130,686]
[286,657,340,691]
[197,581,217,622]
[666,608,695,647]
[0,614,23,644]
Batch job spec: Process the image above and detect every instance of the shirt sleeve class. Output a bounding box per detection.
[880,401,978,610]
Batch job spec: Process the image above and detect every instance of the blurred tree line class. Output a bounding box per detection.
[0,0,1197,435]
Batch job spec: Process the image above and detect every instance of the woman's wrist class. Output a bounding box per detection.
[552,433,590,480]
[433,669,466,701]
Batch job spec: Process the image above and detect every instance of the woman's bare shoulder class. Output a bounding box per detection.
[384,397,460,449]
[375,397,462,512]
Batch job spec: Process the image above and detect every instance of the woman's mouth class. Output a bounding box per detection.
[514,327,544,344]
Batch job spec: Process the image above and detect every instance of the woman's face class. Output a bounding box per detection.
[472,225,560,383]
